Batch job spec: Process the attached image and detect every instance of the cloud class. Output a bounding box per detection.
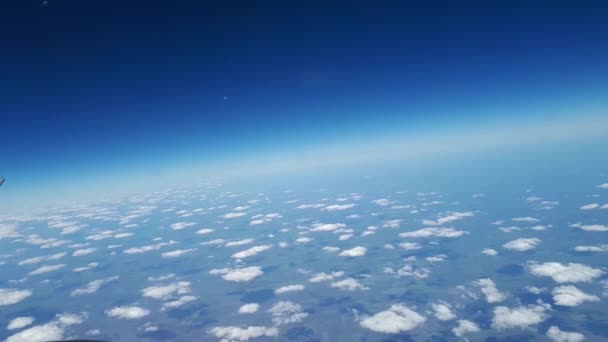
[141,281,191,299]
[575,244,608,252]
[196,228,214,235]
[123,240,176,254]
[512,217,541,223]
[147,273,175,282]
[580,203,599,210]
[422,211,473,226]
[7,317,35,330]
[323,204,356,211]
[372,198,392,206]
[452,319,480,337]
[308,271,344,283]
[71,276,119,296]
[4,313,86,342]
[492,305,547,329]
[161,248,196,258]
[310,223,346,232]
[18,252,67,266]
[201,239,226,245]
[225,238,254,247]
[426,254,447,262]
[570,223,608,232]
[322,246,340,252]
[546,326,585,342]
[296,204,325,209]
[528,262,605,283]
[105,305,150,319]
[162,295,197,310]
[208,326,278,342]
[596,183,608,190]
[0,288,32,306]
[482,248,498,256]
[551,285,599,307]
[231,245,272,259]
[503,238,541,251]
[296,237,313,244]
[275,284,305,295]
[223,212,247,219]
[170,221,196,230]
[0,223,21,239]
[399,242,421,250]
[384,265,430,279]
[28,264,65,276]
[358,304,426,334]
[431,303,456,321]
[72,248,97,256]
[209,266,264,282]
[338,234,353,241]
[73,262,99,272]
[382,219,403,228]
[330,278,369,291]
[238,303,259,314]
[399,227,467,238]
[475,278,507,303]
[338,246,367,257]
[268,301,308,325]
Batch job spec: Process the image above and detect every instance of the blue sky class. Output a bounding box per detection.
[2,1,608,211]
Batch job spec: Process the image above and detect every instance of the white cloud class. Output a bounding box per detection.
[18,252,67,266]
[384,265,430,279]
[372,198,392,206]
[308,271,344,283]
[142,281,191,299]
[225,238,254,247]
[546,326,585,342]
[208,326,278,342]
[296,204,324,209]
[209,266,264,282]
[430,303,456,321]
[238,303,259,314]
[323,204,356,211]
[223,212,246,219]
[310,223,346,232]
[482,248,498,256]
[170,221,196,230]
[596,183,608,190]
[452,319,480,337]
[196,228,214,235]
[4,323,64,342]
[503,238,541,251]
[551,285,599,307]
[201,239,226,245]
[123,240,176,254]
[399,242,421,250]
[72,248,97,257]
[296,237,313,244]
[330,278,368,291]
[322,246,340,252]
[570,223,608,232]
[426,254,447,262]
[492,305,547,329]
[268,301,308,325]
[399,227,467,238]
[338,234,353,241]
[147,273,175,282]
[512,217,541,223]
[161,248,196,258]
[7,317,35,330]
[0,223,21,239]
[73,262,99,272]
[382,219,402,228]
[358,304,426,334]
[575,244,608,252]
[422,211,473,226]
[275,284,305,295]
[28,264,65,276]
[71,276,119,296]
[105,305,150,319]
[580,203,599,210]
[475,278,507,303]
[231,245,272,259]
[338,246,367,257]
[528,262,605,283]
[526,286,546,294]
[162,295,197,310]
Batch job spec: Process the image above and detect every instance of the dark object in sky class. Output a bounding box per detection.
[0,177,4,187]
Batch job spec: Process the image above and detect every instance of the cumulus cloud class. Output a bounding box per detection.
[268,301,308,325]
[551,285,599,307]
[231,245,272,259]
[512,217,541,223]
[475,278,507,303]
[142,281,191,299]
[452,319,480,337]
[161,248,196,258]
[208,325,278,342]
[570,223,608,232]
[4,313,86,342]
[492,305,547,329]
[225,238,254,247]
[223,212,247,219]
[580,203,599,210]
[71,247,97,257]
[596,183,608,190]
[399,242,421,250]
[170,221,196,230]
[358,304,426,334]
[18,252,67,266]
[296,204,325,209]
[0,223,21,239]
[0,288,32,306]
[422,211,473,226]
[71,276,119,296]
[105,306,150,319]
[322,246,340,253]
[482,248,498,256]
[238,303,259,314]
[330,278,368,291]
[546,326,585,342]
[503,238,541,251]
[528,262,605,283]
[123,240,176,254]
[275,284,305,295]
[162,295,197,310]
[575,245,608,252]
[209,266,264,282]
[28,264,65,276]
[323,204,356,211]
[7,317,35,330]
[384,265,430,279]
[372,198,392,206]
[310,223,346,232]
[399,227,467,238]
[430,303,456,321]
[196,228,214,235]
[295,237,313,244]
[338,246,367,257]
[308,271,344,283]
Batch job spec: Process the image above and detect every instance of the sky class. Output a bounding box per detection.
[1,0,608,211]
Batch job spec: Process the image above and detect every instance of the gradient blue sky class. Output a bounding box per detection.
[2,0,608,211]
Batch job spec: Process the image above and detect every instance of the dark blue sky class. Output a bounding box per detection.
[2,0,608,204]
